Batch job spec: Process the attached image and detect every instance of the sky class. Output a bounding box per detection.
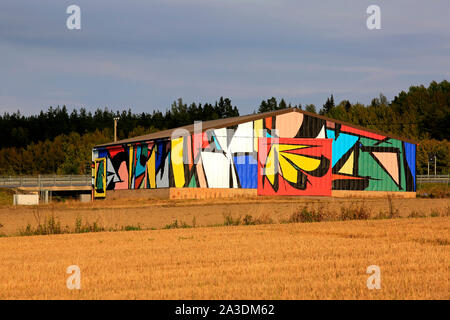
[0,0,449,116]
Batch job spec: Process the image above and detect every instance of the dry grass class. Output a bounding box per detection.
[0,217,448,300]
[0,196,449,236]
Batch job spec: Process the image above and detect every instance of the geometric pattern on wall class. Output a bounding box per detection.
[94,157,106,198]
[257,138,332,196]
[93,110,417,193]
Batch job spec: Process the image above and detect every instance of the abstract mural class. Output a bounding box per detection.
[258,138,332,196]
[94,158,106,198]
[93,110,416,197]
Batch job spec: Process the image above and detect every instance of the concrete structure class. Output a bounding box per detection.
[13,194,39,205]
[92,108,417,199]
[79,194,92,203]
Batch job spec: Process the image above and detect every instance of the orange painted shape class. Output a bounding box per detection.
[275,112,303,138]
[372,152,399,184]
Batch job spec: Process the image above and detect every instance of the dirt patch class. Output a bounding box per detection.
[0,196,448,236]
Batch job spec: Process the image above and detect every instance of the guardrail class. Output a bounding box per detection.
[417,175,449,184]
[0,174,448,188]
[0,175,91,188]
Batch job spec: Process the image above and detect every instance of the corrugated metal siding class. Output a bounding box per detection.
[257,138,332,196]
[92,109,417,194]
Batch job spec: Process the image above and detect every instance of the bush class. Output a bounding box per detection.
[122,224,142,231]
[340,202,371,221]
[417,183,450,198]
[386,195,399,218]
[163,220,191,229]
[18,214,65,236]
[289,207,324,223]
[223,213,241,226]
[408,211,426,218]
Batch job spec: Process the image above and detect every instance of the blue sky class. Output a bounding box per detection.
[0,0,449,115]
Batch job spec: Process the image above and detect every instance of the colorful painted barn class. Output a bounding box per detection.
[92,108,417,199]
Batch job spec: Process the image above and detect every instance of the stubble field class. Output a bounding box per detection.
[0,193,448,300]
[0,195,449,235]
[0,216,448,299]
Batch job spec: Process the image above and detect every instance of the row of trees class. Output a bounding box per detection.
[0,97,239,149]
[0,81,448,175]
[259,80,449,141]
[0,130,112,175]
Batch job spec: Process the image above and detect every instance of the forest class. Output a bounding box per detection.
[0,81,448,175]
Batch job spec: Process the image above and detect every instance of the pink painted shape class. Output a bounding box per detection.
[372,152,399,184]
[275,112,303,138]
[115,162,129,189]
[196,158,207,188]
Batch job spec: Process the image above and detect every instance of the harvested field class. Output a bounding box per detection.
[0,217,448,299]
[0,196,448,236]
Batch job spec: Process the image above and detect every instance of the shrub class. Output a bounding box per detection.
[241,214,255,225]
[253,213,274,225]
[408,211,426,218]
[430,210,440,217]
[163,220,191,229]
[18,214,65,236]
[289,207,324,223]
[386,195,399,218]
[340,202,371,221]
[223,213,241,226]
[122,224,142,231]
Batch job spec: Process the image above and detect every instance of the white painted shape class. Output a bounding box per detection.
[201,152,230,188]
[228,122,254,154]
[213,128,228,152]
[316,125,326,138]
[106,157,120,186]
[156,156,169,188]
[231,165,238,188]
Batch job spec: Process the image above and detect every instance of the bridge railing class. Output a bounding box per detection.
[0,175,92,188]
[0,174,448,188]
[417,175,449,184]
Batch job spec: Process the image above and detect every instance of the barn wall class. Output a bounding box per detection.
[93,111,416,195]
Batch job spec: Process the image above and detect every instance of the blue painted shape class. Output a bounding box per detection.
[135,146,146,177]
[98,149,107,158]
[233,155,257,189]
[327,130,359,167]
[404,142,416,190]
[155,141,164,171]
[212,135,222,150]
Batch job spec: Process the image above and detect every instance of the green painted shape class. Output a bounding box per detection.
[358,137,406,191]
[96,162,104,190]
[188,175,197,188]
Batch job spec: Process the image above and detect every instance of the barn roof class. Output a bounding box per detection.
[94,108,417,148]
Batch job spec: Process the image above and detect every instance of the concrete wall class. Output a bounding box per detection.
[104,188,256,200]
[106,188,170,200]
[79,194,92,203]
[105,188,416,200]
[331,190,416,199]
[169,188,257,200]
[13,194,39,205]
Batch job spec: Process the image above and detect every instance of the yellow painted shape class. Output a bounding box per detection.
[265,145,277,185]
[129,145,133,188]
[338,151,354,175]
[254,119,263,151]
[280,152,321,172]
[171,137,185,188]
[278,154,298,183]
[148,145,156,188]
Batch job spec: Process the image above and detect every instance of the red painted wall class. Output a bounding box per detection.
[258,138,332,196]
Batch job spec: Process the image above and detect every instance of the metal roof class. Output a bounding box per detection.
[94,108,418,148]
